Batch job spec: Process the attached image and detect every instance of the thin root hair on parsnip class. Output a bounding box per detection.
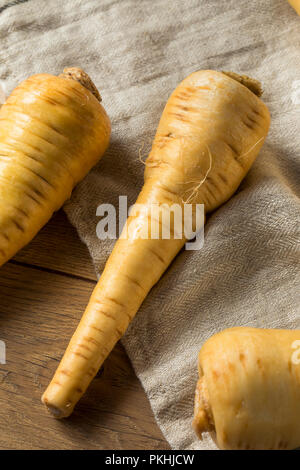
[182,145,213,204]
[42,70,270,418]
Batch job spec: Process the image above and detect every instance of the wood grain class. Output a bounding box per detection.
[0,211,169,450]
[13,211,97,281]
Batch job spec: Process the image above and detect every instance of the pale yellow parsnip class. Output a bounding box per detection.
[0,68,111,266]
[42,70,270,418]
[193,327,300,450]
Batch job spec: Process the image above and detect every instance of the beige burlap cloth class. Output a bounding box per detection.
[0,0,299,449]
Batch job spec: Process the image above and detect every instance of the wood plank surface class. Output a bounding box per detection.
[0,211,169,450]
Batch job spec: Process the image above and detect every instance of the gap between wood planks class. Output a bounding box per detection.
[9,258,96,285]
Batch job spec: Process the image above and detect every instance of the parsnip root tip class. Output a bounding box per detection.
[42,395,73,419]
[59,67,102,102]
[42,400,64,419]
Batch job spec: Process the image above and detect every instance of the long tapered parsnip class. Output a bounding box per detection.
[42,70,270,418]
[0,67,110,266]
[193,327,300,450]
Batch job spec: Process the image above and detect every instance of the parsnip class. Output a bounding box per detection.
[0,67,111,266]
[42,70,270,418]
[193,327,300,450]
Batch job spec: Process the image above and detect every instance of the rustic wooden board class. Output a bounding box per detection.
[0,211,168,450]
[13,211,97,281]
